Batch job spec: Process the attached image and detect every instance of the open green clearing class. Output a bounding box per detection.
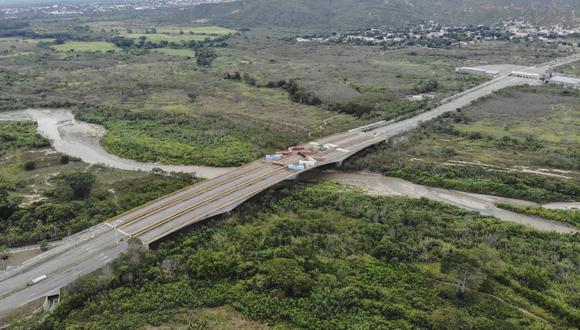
[52,41,121,53]
[152,48,196,57]
[0,121,196,247]
[345,86,580,202]
[155,26,237,35]
[119,33,215,42]
[19,182,579,329]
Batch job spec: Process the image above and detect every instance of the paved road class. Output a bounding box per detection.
[0,54,577,317]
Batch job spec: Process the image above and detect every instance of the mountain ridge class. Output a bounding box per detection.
[187,0,580,28]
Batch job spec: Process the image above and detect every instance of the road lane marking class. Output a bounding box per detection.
[117,160,292,229]
[132,166,290,237]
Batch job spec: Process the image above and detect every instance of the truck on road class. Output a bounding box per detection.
[28,274,47,286]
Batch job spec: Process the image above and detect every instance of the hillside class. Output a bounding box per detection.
[188,0,580,28]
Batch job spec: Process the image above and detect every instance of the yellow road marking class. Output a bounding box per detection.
[116,160,285,229]
[142,168,301,242]
[107,160,261,224]
[132,166,289,237]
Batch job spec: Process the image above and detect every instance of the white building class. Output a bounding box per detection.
[456,67,499,77]
[549,75,580,88]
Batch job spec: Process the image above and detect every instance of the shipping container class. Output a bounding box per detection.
[265,154,283,161]
[288,164,306,171]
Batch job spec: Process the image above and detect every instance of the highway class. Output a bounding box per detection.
[0,54,577,317]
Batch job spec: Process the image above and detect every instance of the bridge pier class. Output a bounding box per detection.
[43,290,60,312]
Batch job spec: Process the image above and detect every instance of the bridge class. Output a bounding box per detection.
[0,53,577,318]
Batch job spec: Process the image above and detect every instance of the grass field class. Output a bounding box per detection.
[556,60,580,77]
[152,48,196,57]
[53,41,121,52]
[120,33,216,42]
[219,30,568,112]
[158,26,237,35]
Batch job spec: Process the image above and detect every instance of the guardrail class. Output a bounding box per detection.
[0,224,111,282]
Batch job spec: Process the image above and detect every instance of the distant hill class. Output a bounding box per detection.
[188,0,580,28]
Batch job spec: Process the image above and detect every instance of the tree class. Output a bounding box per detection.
[23,161,36,171]
[0,189,17,219]
[441,248,483,297]
[431,307,473,330]
[59,155,70,164]
[187,92,199,102]
[61,172,96,199]
[196,48,218,67]
[261,258,313,297]
[0,245,8,270]
[414,79,439,93]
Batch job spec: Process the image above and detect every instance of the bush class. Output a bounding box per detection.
[23,161,36,171]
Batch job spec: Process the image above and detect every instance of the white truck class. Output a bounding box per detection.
[28,274,47,286]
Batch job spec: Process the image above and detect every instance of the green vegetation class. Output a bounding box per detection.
[0,121,198,247]
[120,33,215,43]
[52,41,121,53]
[557,61,580,77]
[152,48,196,58]
[497,204,580,228]
[74,106,305,167]
[0,121,49,152]
[219,32,565,120]
[20,182,579,329]
[344,86,580,202]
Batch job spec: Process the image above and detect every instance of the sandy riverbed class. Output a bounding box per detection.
[303,171,578,234]
[0,109,233,178]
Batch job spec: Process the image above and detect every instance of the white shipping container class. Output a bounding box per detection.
[30,274,47,285]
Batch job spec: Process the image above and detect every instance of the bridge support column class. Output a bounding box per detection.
[43,290,61,312]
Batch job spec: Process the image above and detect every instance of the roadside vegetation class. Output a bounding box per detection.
[344,86,580,202]
[497,204,580,228]
[556,60,580,77]
[17,182,579,329]
[0,121,197,247]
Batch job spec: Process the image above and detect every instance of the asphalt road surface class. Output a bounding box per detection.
[0,54,577,316]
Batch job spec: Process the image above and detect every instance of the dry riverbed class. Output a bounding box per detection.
[0,109,234,178]
[302,171,578,234]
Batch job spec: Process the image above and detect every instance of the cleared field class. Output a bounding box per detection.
[220,30,568,110]
[159,26,237,35]
[152,48,196,57]
[53,41,121,52]
[120,33,216,42]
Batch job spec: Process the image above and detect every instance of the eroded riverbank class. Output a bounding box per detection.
[0,109,234,178]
